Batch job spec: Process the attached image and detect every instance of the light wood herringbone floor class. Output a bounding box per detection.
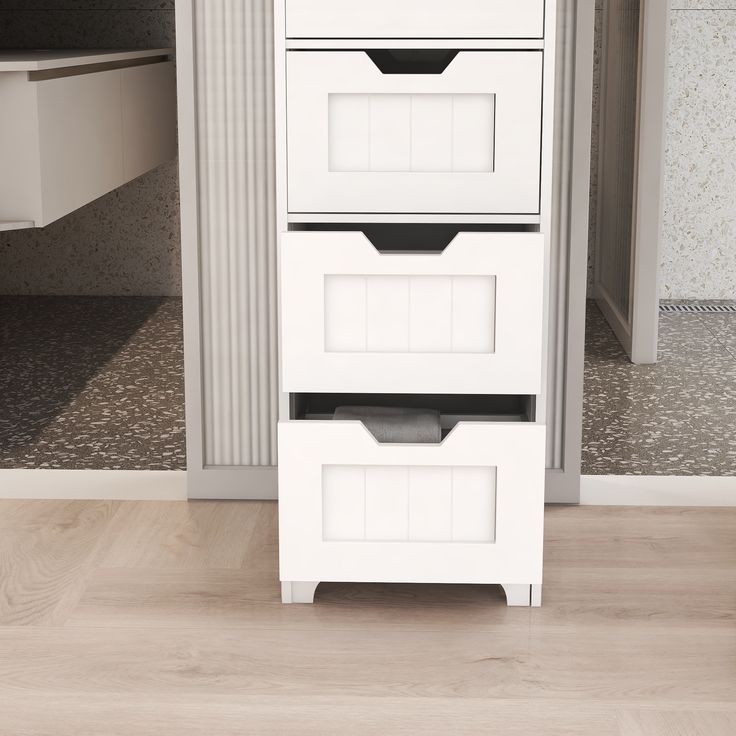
[0,500,735,735]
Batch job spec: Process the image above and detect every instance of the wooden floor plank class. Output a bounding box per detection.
[619,709,736,736]
[0,622,734,702]
[0,693,622,736]
[95,500,271,570]
[0,500,119,626]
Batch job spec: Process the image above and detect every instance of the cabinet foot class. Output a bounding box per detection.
[281,581,319,604]
[531,584,542,607]
[501,583,542,607]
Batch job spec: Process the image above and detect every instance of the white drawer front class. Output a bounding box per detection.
[287,51,543,215]
[278,421,545,584]
[285,0,545,39]
[280,231,544,394]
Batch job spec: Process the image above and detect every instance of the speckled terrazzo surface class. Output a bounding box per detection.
[660,6,736,300]
[582,301,736,475]
[0,296,185,470]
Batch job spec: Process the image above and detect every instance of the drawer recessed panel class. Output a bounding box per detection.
[328,93,495,173]
[280,231,544,395]
[278,420,545,584]
[285,0,545,39]
[287,51,543,215]
[324,274,495,354]
[323,464,496,543]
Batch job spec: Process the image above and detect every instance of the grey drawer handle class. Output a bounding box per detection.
[365,50,459,75]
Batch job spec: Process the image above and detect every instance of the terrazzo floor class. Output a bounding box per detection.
[0,296,186,470]
[582,301,736,475]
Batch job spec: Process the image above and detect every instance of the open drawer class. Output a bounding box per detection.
[285,0,545,39]
[280,230,544,395]
[278,419,545,585]
[286,50,543,216]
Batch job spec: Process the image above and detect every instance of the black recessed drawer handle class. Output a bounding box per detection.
[365,50,459,75]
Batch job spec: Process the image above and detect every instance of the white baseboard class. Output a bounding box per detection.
[187,466,278,500]
[581,475,736,507]
[4,470,732,506]
[0,469,187,501]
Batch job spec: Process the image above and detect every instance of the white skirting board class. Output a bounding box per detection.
[581,475,736,507]
[1,470,733,506]
[0,470,186,501]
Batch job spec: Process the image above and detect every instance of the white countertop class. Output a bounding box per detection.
[0,48,174,72]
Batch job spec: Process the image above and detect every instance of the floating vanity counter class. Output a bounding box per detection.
[0,49,176,230]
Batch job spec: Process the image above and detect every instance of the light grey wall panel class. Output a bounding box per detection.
[193,0,278,467]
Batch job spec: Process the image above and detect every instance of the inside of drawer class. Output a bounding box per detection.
[291,393,535,436]
[291,223,537,253]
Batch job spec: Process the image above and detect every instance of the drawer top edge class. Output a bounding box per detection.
[288,215,542,225]
[285,40,545,49]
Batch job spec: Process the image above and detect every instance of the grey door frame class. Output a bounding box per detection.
[545,0,596,503]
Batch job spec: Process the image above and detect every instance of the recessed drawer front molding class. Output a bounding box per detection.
[280,231,544,394]
[324,464,497,543]
[278,421,545,584]
[324,273,496,354]
[287,51,543,215]
[329,93,495,174]
[285,0,545,39]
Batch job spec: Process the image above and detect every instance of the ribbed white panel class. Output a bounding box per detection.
[322,465,497,543]
[194,0,277,466]
[327,93,495,173]
[324,275,496,355]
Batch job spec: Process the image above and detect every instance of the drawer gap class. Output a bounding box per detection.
[291,393,536,437]
[291,223,537,253]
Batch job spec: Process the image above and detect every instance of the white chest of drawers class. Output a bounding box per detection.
[275,0,556,607]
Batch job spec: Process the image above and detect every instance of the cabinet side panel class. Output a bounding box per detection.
[0,73,42,224]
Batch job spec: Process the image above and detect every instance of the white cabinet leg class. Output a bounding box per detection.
[281,581,319,604]
[501,583,532,607]
[531,584,542,607]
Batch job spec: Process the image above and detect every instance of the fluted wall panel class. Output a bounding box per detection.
[194,0,278,466]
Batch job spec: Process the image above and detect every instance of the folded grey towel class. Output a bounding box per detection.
[333,405,441,444]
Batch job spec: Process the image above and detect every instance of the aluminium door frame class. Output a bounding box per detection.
[545,0,596,503]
